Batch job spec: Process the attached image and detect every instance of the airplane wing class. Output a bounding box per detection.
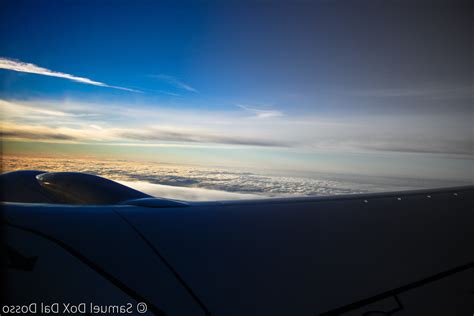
[1,171,473,315]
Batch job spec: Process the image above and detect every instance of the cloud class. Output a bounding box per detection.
[0,99,75,119]
[357,140,473,156]
[2,155,428,200]
[0,99,290,147]
[0,131,76,140]
[150,74,197,92]
[6,155,466,201]
[1,98,472,157]
[0,123,79,142]
[0,57,140,92]
[117,128,290,147]
[0,130,77,141]
[157,90,182,97]
[237,104,283,118]
[117,180,263,201]
[0,121,110,143]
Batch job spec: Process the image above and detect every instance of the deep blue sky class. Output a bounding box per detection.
[1,0,471,111]
[0,0,472,181]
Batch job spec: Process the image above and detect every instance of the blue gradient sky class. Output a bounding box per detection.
[0,0,472,182]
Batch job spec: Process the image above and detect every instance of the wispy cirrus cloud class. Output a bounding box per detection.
[0,57,141,92]
[150,74,197,93]
[237,104,283,119]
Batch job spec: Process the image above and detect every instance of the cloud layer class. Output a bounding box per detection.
[4,155,462,201]
[1,98,472,158]
[0,57,140,92]
[118,128,289,147]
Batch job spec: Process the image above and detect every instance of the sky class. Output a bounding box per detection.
[0,0,472,182]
